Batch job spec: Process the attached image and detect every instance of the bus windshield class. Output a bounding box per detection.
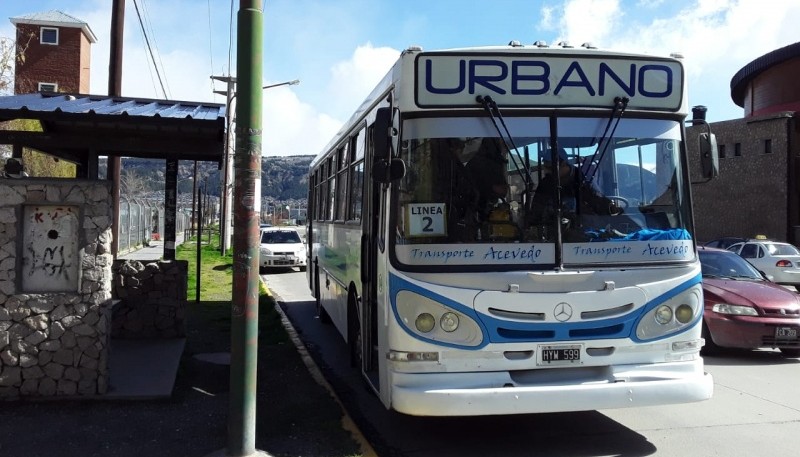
[394,116,693,269]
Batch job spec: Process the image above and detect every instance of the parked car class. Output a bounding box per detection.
[726,239,800,290]
[698,246,800,357]
[259,227,306,272]
[703,237,749,249]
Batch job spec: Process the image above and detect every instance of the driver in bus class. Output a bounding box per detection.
[532,147,621,226]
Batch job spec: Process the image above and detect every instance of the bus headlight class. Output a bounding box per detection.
[440,312,459,332]
[415,313,435,333]
[635,284,702,341]
[655,305,673,325]
[675,304,694,323]
[395,290,484,347]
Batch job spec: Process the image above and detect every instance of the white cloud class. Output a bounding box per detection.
[259,42,400,158]
[549,0,800,121]
[557,0,621,46]
[326,42,401,121]
[261,86,341,158]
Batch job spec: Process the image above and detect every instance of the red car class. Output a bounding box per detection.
[699,246,800,357]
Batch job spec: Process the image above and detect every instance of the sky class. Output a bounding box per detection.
[1,0,799,158]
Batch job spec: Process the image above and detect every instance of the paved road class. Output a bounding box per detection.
[263,269,800,457]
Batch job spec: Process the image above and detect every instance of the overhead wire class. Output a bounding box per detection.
[132,0,168,99]
[207,0,216,97]
[228,0,235,76]
[140,0,172,98]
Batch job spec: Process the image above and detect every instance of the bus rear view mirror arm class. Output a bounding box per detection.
[372,158,406,183]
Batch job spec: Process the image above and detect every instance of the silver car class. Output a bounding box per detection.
[728,240,800,290]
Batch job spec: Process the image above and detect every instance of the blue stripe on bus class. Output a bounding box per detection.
[389,274,491,350]
[389,272,702,347]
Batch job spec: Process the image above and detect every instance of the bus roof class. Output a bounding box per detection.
[312,43,687,166]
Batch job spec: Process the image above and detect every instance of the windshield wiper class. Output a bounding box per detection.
[476,95,532,196]
[582,96,629,186]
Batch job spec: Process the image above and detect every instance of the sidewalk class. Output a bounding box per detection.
[118,232,186,261]
[0,297,363,457]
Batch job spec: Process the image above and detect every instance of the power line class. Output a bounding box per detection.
[132,0,168,98]
[228,0,235,76]
[207,0,216,94]
[140,0,172,98]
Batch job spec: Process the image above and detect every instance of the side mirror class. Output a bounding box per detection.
[699,132,719,180]
[372,158,406,183]
[373,107,396,161]
[390,108,400,157]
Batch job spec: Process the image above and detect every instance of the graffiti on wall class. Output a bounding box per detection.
[22,205,80,292]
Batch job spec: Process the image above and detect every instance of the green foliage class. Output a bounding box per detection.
[177,234,288,345]
[178,235,233,302]
[1,118,76,177]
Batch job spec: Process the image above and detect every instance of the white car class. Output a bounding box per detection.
[259,227,306,272]
[727,239,800,290]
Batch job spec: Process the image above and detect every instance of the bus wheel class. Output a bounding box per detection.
[700,321,721,356]
[315,266,331,324]
[348,300,362,369]
[780,347,800,358]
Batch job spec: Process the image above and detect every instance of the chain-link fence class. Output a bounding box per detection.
[118,198,190,253]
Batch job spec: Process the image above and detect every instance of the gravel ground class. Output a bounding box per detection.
[0,299,362,457]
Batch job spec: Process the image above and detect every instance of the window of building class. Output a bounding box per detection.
[718,144,726,159]
[765,139,772,154]
[734,142,742,157]
[40,27,59,45]
[38,82,58,92]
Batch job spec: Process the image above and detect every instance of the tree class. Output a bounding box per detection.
[1,35,76,176]
[0,37,13,95]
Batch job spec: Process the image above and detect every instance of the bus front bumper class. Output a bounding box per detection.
[389,359,713,416]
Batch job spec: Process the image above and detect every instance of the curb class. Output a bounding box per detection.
[263,280,378,457]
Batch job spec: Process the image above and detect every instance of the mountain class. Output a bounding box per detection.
[102,155,314,203]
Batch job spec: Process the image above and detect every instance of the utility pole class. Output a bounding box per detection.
[108,0,124,257]
[211,75,236,256]
[227,1,264,456]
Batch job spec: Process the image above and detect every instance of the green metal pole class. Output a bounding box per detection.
[228,1,263,455]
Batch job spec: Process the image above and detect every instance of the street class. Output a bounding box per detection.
[262,268,800,457]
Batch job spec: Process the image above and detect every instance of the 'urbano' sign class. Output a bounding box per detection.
[415,53,684,110]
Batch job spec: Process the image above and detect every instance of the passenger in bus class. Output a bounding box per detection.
[465,138,509,216]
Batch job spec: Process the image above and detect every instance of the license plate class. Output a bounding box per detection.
[776,327,798,339]
[538,344,582,365]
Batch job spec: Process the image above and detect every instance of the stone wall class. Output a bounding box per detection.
[111,259,187,339]
[0,179,114,398]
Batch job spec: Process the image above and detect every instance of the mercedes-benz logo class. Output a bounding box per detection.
[553,302,573,322]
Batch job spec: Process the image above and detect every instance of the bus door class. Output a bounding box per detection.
[360,118,383,390]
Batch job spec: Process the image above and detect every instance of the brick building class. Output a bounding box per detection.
[688,42,800,244]
[10,10,97,94]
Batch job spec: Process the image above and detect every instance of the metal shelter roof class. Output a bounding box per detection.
[0,92,226,174]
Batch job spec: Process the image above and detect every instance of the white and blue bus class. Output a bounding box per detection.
[306,42,716,416]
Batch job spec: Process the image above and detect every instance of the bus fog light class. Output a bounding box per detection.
[415,313,435,333]
[675,304,693,324]
[440,312,459,332]
[655,305,673,325]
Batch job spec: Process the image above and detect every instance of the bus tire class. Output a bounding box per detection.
[315,265,331,324]
[700,321,721,356]
[348,295,362,369]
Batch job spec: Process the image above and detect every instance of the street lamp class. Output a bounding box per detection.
[262,79,300,90]
[212,77,301,254]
